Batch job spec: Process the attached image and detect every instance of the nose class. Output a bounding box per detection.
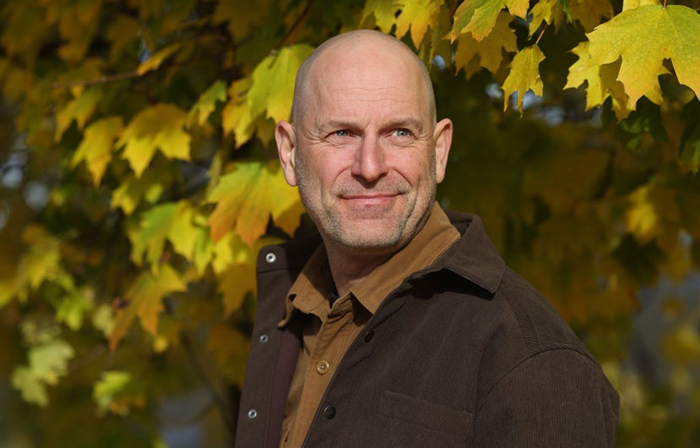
[351,135,388,182]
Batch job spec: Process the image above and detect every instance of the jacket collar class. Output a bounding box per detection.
[258,209,505,298]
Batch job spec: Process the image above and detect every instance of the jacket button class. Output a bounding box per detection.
[364,329,374,343]
[323,405,336,419]
[259,334,269,343]
[247,408,257,419]
[265,252,276,263]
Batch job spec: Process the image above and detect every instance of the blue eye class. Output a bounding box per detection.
[395,129,410,137]
[334,130,349,137]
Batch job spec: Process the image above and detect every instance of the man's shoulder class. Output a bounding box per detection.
[256,232,322,272]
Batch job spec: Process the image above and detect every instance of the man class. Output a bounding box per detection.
[235,30,619,448]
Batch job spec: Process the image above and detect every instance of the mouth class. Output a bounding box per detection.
[339,193,401,207]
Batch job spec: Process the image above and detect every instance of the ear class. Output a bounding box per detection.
[275,120,298,186]
[433,118,452,184]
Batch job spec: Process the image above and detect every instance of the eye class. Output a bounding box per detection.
[334,129,350,137]
[395,128,410,137]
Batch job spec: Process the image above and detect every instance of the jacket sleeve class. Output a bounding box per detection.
[472,349,619,447]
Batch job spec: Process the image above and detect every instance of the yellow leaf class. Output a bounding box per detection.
[396,0,438,48]
[28,339,75,385]
[586,5,700,105]
[626,183,680,245]
[106,14,140,61]
[569,0,614,32]
[117,103,191,177]
[188,80,227,127]
[528,0,564,37]
[623,0,660,11]
[222,78,257,147]
[502,45,545,112]
[248,45,315,124]
[11,367,48,407]
[71,116,124,185]
[109,264,186,351]
[565,43,630,117]
[111,167,174,215]
[362,0,403,33]
[55,87,103,141]
[136,43,181,76]
[213,0,268,40]
[456,11,518,74]
[206,324,251,384]
[452,0,527,42]
[662,323,700,367]
[168,201,200,261]
[17,225,63,291]
[55,290,94,331]
[207,161,303,245]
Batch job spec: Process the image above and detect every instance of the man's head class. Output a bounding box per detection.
[275,30,452,257]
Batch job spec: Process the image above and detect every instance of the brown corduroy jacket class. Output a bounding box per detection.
[235,211,620,448]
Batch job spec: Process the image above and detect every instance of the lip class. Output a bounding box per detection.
[339,193,399,206]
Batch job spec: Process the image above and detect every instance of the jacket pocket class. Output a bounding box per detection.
[377,391,472,448]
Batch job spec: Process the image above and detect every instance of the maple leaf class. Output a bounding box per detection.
[502,45,545,112]
[117,103,191,177]
[452,0,528,42]
[568,0,614,32]
[455,11,517,74]
[111,166,174,215]
[248,45,315,124]
[106,14,140,62]
[188,80,227,127]
[207,161,304,245]
[55,87,103,141]
[362,0,403,33]
[213,0,268,39]
[93,371,146,416]
[109,264,187,351]
[71,116,124,185]
[396,0,438,48]
[586,5,700,106]
[626,183,680,245]
[528,0,566,37]
[136,43,181,76]
[222,78,257,147]
[11,367,49,406]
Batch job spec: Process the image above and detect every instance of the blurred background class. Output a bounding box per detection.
[1,0,700,446]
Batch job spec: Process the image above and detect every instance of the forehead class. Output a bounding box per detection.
[304,46,430,120]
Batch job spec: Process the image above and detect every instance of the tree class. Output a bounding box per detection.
[1,0,700,446]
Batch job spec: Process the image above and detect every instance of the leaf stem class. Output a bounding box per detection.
[535,23,548,46]
[281,0,315,47]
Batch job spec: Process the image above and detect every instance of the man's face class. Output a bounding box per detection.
[277,40,452,256]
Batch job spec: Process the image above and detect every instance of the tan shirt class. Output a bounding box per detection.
[278,203,459,448]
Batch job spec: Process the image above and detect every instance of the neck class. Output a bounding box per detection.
[323,242,397,297]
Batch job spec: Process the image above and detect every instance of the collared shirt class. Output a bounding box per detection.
[278,203,460,448]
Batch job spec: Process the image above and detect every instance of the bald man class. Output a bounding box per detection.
[235,31,619,448]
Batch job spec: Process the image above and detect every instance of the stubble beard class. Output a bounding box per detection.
[295,152,437,255]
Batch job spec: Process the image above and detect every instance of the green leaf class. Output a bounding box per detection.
[28,339,75,385]
[11,367,48,407]
[93,371,146,416]
[452,0,527,42]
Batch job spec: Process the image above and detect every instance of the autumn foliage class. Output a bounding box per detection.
[1,0,700,446]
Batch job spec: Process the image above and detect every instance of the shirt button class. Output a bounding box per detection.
[265,252,276,263]
[364,329,375,343]
[247,408,257,419]
[316,360,330,375]
[323,405,336,419]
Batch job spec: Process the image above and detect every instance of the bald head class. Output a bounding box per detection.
[290,30,436,126]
